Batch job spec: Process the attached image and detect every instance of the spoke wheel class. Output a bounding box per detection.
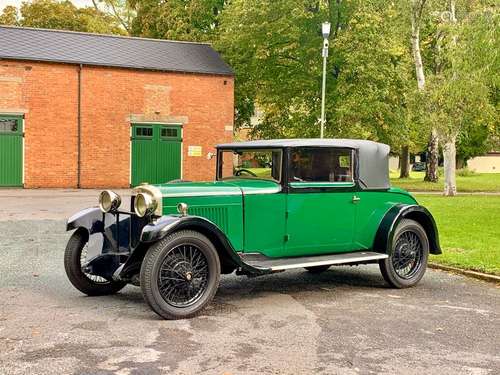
[140,230,221,320]
[64,229,126,296]
[379,219,429,289]
[80,242,109,284]
[392,231,424,279]
[158,245,209,308]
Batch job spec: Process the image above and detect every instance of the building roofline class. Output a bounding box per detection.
[0,25,213,46]
[0,25,234,76]
[0,56,234,76]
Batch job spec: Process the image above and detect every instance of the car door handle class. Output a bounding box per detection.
[352,195,361,203]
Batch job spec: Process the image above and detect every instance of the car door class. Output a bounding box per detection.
[285,147,358,256]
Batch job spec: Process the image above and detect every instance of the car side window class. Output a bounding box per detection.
[289,148,354,183]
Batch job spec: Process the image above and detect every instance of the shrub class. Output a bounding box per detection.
[457,168,477,177]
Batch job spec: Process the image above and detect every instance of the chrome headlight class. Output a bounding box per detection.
[177,202,189,216]
[134,192,157,217]
[99,190,121,213]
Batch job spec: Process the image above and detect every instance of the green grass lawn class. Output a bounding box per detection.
[416,195,500,275]
[390,171,500,192]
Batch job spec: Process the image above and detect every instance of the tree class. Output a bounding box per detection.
[0,5,18,25]
[0,0,125,35]
[217,0,428,155]
[129,0,225,41]
[217,0,334,134]
[90,0,136,35]
[424,1,498,195]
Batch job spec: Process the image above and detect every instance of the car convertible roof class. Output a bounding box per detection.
[216,138,391,190]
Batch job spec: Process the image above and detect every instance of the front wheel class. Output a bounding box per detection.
[64,229,127,296]
[140,230,221,320]
[379,219,429,288]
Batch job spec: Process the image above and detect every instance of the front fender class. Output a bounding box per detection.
[66,207,131,280]
[118,214,268,278]
[67,207,107,234]
[373,204,441,255]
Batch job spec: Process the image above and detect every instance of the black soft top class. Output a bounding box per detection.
[217,138,390,190]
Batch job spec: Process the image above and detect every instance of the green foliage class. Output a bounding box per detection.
[332,2,425,150]
[456,167,476,177]
[92,0,136,34]
[129,0,224,41]
[0,5,17,25]
[422,4,498,142]
[216,0,430,152]
[217,0,330,135]
[0,0,125,34]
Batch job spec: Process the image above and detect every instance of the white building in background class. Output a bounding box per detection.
[468,152,500,173]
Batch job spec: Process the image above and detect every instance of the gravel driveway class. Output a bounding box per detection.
[0,190,499,374]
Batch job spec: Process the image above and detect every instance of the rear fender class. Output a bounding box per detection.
[373,204,441,255]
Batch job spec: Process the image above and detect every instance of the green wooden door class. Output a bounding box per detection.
[0,116,23,187]
[131,124,181,186]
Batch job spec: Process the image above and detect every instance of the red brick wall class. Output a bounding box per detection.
[0,59,234,188]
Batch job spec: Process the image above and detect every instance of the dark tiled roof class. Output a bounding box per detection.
[0,26,233,75]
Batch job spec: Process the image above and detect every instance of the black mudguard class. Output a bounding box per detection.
[67,208,267,280]
[130,215,266,277]
[66,208,131,280]
[373,204,442,255]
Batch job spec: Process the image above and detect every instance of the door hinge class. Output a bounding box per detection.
[284,234,290,242]
[285,211,289,219]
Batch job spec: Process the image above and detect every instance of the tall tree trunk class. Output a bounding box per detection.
[443,136,457,196]
[411,1,426,91]
[400,145,410,178]
[442,0,458,196]
[410,1,439,183]
[424,128,439,182]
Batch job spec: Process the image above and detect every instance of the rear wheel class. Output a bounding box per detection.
[140,230,221,320]
[64,229,127,296]
[304,265,331,273]
[379,219,429,288]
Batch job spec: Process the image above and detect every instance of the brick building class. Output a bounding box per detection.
[0,26,234,188]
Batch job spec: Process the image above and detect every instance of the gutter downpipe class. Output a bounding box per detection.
[77,64,82,188]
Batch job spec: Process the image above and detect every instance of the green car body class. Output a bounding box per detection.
[65,138,441,319]
[156,180,418,257]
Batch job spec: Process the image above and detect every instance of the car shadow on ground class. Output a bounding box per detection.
[83,265,392,320]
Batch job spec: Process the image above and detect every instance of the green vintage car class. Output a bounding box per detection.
[64,139,441,319]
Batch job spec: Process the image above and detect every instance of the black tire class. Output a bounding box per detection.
[304,265,331,273]
[379,219,429,288]
[64,229,127,296]
[140,230,221,320]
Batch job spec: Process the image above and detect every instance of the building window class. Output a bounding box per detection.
[0,119,18,133]
[161,127,178,138]
[136,127,153,137]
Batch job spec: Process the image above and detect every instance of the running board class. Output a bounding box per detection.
[239,251,388,271]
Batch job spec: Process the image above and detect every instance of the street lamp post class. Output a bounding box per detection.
[320,21,331,139]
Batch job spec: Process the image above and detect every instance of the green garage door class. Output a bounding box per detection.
[131,124,182,186]
[0,116,23,187]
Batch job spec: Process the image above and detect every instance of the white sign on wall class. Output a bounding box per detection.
[188,145,202,157]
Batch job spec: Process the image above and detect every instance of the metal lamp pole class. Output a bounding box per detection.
[320,21,331,139]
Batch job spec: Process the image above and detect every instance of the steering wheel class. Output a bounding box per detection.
[235,168,258,177]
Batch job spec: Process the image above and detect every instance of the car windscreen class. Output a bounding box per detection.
[218,149,282,182]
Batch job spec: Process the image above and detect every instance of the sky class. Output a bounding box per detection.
[0,0,93,9]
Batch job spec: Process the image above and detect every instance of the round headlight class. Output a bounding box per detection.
[134,192,157,217]
[99,190,121,213]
